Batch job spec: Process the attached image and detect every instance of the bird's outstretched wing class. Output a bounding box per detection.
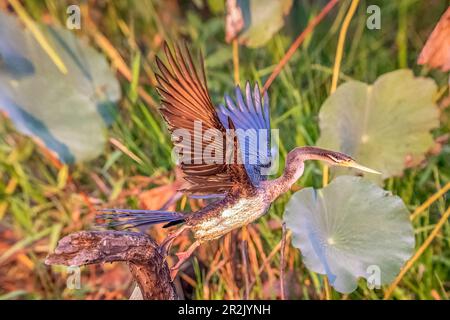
[218,83,273,185]
[156,43,253,195]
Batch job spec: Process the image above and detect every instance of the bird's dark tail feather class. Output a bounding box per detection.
[97,209,185,229]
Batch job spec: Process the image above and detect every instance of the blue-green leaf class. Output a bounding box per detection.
[284,176,415,293]
[0,12,121,163]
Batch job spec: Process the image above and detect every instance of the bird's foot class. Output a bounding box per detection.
[159,225,188,256]
[170,241,200,280]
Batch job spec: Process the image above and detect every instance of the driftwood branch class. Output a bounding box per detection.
[45,230,177,300]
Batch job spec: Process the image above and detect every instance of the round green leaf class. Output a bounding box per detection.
[0,12,121,163]
[317,70,439,181]
[284,176,415,293]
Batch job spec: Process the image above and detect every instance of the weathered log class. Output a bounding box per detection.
[45,230,177,300]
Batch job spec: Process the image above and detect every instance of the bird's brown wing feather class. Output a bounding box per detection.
[156,43,252,195]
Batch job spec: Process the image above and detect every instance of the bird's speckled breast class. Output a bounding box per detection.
[189,192,269,242]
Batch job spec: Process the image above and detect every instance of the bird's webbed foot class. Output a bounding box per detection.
[170,240,201,280]
[159,225,189,256]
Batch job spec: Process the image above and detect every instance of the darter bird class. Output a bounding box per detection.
[99,43,380,278]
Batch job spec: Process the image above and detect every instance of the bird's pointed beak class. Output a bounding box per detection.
[341,160,382,175]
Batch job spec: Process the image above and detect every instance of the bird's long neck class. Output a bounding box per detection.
[265,163,304,201]
[264,147,334,201]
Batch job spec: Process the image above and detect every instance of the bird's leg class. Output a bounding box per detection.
[170,240,201,280]
[159,225,188,256]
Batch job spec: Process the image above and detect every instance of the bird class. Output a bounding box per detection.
[99,43,380,278]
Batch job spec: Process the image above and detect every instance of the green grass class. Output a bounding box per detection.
[0,0,449,300]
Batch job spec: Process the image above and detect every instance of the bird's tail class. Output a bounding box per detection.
[97,209,185,229]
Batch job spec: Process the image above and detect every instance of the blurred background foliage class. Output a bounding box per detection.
[0,0,449,300]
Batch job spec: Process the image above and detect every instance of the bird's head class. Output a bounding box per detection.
[287,147,381,175]
[321,151,381,174]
